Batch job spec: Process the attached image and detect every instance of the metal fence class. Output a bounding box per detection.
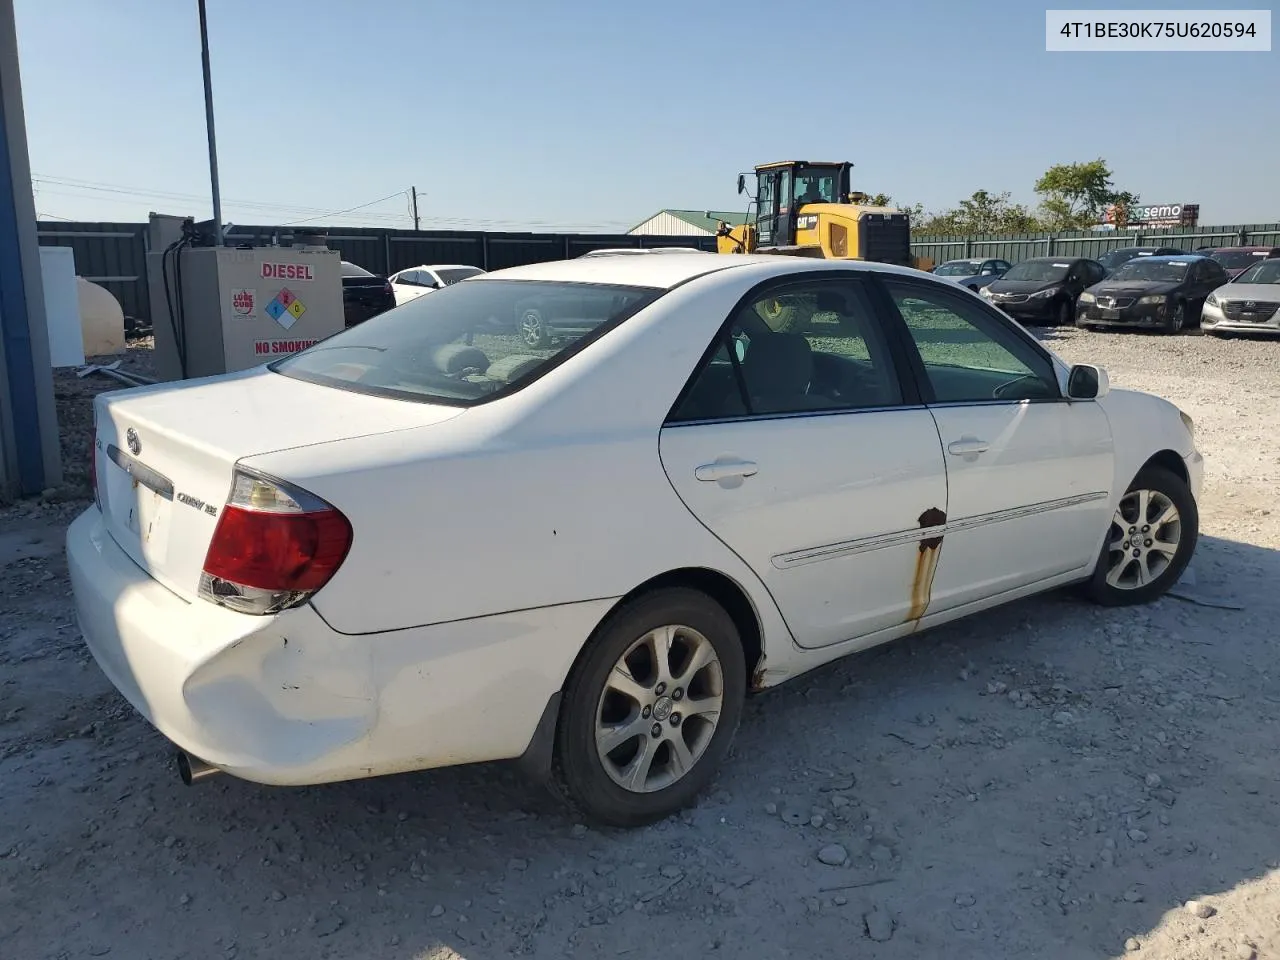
[34,221,717,329]
[37,218,1280,331]
[910,222,1280,266]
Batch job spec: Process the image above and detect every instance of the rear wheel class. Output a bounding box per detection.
[553,588,746,827]
[1084,465,1198,607]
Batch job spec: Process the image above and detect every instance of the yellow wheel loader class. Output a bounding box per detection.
[713,160,934,332]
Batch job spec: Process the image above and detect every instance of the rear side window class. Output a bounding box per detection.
[272,279,659,406]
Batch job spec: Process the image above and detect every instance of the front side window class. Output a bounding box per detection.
[273,279,659,406]
[670,279,902,422]
[883,279,1060,404]
[935,261,983,277]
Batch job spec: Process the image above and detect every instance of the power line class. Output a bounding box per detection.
[282,191,409,225]
[31,172,637,232]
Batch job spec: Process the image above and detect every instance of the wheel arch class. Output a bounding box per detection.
[601,567,766,690]
[1141,448,1189,486]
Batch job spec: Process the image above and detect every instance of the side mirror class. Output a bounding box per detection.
[1067,363,1109,400]
[737,174,746,195]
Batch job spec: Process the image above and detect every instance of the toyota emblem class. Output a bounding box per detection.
[126,428,141,455]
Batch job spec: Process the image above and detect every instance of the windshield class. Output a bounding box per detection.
[1098,249,1144,268]
[1209,250,1269,269]
[1107,259,1189,283]
[1002,261,1070,282]
[435,267,485,285]
[272,279,659,405]
[1234,259,1280,284]
[935,261,983,277]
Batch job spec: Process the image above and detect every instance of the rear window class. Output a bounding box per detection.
[271,279,660,406]
[341,261,376,278]
[434,267,485,285]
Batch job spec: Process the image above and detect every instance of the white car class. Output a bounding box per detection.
[1201,256,1280,336]
[68,253,1203,827]
[388,263,485,305]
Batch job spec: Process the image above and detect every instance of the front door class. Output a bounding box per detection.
[659,274,949,648]
[876,276,1115,612]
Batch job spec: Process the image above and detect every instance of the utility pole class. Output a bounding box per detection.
[410,186,420,231]
[197,0,223,245]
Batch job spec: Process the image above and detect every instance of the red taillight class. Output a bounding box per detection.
[383,282,393,296]
[199,470,352,615]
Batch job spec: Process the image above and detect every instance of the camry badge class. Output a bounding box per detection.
[126,428,141,455]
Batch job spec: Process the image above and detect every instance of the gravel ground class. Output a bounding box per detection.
[2,328,1279,960]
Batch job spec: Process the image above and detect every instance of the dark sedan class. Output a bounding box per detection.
[1199,246,1280,279]
[341,260,397,328]
[978,256,1105,325]
[1076,254,1230,333]
[1097,245,1186,276]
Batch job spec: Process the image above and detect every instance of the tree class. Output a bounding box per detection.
[1034,159,1138,230]
[913,190,1041,235]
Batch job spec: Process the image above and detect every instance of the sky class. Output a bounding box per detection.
[12,0,1280,232]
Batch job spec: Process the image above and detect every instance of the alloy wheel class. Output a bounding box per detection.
[1105,489,1182,590]
[594,624,724,793]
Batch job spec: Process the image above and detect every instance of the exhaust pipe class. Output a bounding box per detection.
[176,751,220,785]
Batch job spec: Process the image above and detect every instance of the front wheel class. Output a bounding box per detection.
[553,588,746,827]
[1165,301,1186,334]
[518,308,552,348]
[1083,465,1198,607]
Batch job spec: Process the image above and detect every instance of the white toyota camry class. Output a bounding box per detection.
[68,252,1203,827]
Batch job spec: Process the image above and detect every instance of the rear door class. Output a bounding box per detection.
[659,273,949,649]
[874,275,1115,612]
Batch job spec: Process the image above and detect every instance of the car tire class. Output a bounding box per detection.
[1083,465,1198,607]
[553,588,747,828]
[1164,301,1186,334]
[754,296,813,333]
[518,308,552,348]
[432,343,490,375]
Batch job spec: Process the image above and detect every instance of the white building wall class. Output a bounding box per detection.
[628,212,712,237]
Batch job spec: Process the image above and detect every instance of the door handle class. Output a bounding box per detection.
[947,438,990,457]
[695,459,758,482]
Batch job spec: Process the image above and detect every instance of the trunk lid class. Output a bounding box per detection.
[93,366,463,601]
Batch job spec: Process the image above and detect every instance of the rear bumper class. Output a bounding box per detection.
[67,508,610,785]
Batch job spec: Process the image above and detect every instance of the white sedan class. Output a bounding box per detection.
[388,263,486,305]
[68,253,1203,827]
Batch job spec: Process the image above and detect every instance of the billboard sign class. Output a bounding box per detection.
[1103,202,1199,228]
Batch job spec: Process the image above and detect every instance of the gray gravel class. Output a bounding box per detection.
[2,328,1279,959]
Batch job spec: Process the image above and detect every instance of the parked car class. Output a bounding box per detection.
[980,256,1105,325]
[1201,256,1280,337]
[1097,246,1186,276]
[70,253,1202,827]
[339,261,396,328]
[932,258,1011,292]
[1199,246,1280,279]
[389,264,486,305]
[1076,255,1230,334]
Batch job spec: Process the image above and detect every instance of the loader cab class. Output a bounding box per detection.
[742,161,852,249]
